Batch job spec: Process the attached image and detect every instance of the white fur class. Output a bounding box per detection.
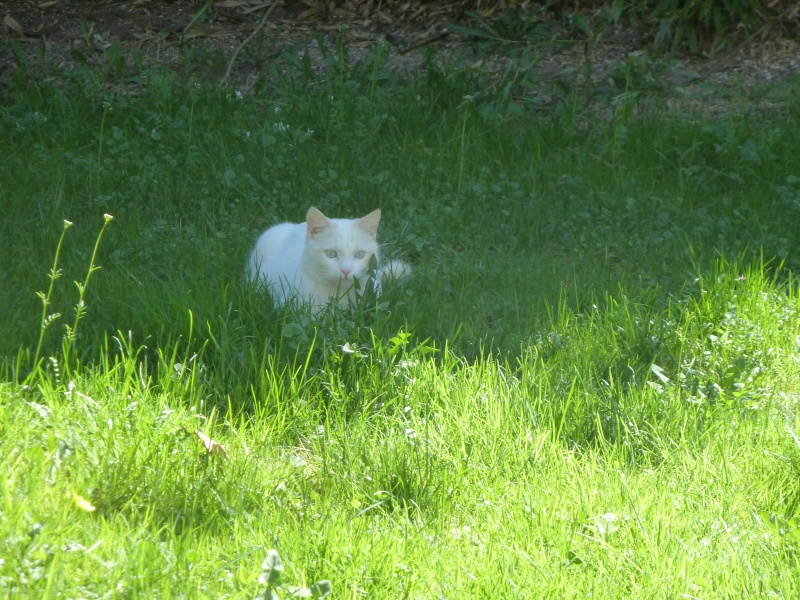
[249,207,408,313]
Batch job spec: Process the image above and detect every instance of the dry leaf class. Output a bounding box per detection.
[71,492,96,512]
[195,429,227,457]
[297,7,324,20]
[220,0,264,7]
[182,26,241,40]
[38,0,61,7]
[408,6,427,22]
[242,3,273,15]
[182,426,228,458]
[3,15,25,37]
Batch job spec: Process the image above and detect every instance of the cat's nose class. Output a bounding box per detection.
[341,267,352,278]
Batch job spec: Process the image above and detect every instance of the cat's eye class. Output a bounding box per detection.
[354,251,366,259]
[325,250,337,258]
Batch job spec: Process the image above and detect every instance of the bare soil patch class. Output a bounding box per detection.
[2,0,799,111]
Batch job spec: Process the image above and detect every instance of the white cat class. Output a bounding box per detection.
[248,207,409,312]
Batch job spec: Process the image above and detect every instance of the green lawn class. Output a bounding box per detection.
[2,39,800,598]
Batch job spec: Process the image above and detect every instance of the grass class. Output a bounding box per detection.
[2,36,800,597]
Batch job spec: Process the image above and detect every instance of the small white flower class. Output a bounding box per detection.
[275,122,289,132]
[273,106,281,113]
[245,131,251,138]
[235,90,243,100]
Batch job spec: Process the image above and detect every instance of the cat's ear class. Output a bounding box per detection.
[356,209,381,238]
[306,207,331,237]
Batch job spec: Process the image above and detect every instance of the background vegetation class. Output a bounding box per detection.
[283,0,800,54]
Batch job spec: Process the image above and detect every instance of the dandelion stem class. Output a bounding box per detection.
[27,220,72,383]
[63,214,114,375]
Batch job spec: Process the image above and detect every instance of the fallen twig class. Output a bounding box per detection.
[220,0,279,86]
[398,29,450,55]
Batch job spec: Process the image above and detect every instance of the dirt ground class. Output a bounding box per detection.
[2,0,799,108]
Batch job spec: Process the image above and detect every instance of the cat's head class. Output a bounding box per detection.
[305,207,381,286]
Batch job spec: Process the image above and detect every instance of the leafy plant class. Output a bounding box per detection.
[448,8,561,52]
[647,0,769,54]
[758,511,800,544]
[255,550,331,600]
[25,214,113,383]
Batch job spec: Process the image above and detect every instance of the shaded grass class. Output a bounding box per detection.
[2,53,800,362]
